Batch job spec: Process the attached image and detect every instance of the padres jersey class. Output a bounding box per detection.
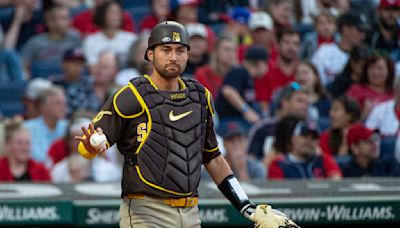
[90,75,220,198]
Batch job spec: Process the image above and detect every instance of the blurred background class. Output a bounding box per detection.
[1,0,400,227]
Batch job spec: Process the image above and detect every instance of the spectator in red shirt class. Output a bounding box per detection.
[140,0,171,32]
[268,117,342,180]
[195,35,238,98]
[255,29,300,115]
[319,96,361,162]
[0,119,50,182]
[47,117,92,168]
[72,0,135,37]
[347,55,395,119]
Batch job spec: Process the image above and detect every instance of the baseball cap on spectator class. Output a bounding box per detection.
[186,23,208,39]
[230,7,251,25]
[25,78,53,100]
[292,121,319,138]
[379,0,400,9]
[278,82,304,101]
[249,12,273,31]
[219,121,247,139]
[338,12,370,32]
[347,123,379,146]
[63,47,85,62]
[244,45,268,61]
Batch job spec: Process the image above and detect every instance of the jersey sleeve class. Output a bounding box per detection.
[93,85,143,146]
[202,89,221,163]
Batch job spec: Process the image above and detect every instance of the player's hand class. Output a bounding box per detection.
[75,123,107,154]
[250,204,300,228]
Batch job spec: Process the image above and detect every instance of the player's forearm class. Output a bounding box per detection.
[205,155,233,185]
[205,155,254,217]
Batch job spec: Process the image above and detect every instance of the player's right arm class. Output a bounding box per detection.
[76,84,142,159]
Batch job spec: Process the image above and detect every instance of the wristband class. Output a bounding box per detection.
[218,175,252,212]
[240,103,250,113]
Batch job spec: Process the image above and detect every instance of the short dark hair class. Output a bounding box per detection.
[276,28,300,43]
[244,45,268,61]
[44,4,67,23]
[94,0,122,29]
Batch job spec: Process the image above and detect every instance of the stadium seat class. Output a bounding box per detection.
[126,5,152,32]
[380,136,396,160]
[0,7,13,22]
[0,82,26,117]
[121,0,149,8]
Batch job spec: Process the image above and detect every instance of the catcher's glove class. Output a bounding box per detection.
[250,204,300,228]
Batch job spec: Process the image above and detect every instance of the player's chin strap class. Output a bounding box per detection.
[217,174,256,220]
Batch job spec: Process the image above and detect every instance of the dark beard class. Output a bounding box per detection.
[153,58,186,79]
[280,54,295,64]
[380,19,397,31]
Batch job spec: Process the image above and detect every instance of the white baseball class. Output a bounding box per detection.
[90,132,107,149]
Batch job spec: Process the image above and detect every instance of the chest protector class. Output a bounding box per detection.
[128,76,208,197]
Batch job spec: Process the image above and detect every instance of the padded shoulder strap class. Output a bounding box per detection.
[181,77,214,116]
[113,80,144,118]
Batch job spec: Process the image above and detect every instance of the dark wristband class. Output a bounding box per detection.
[218,174,253,212]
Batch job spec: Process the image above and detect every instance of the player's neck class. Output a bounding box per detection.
[150,72,180,91]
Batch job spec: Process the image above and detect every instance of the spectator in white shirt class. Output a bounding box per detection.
[366,77,400,136]
[311,12,369,86]
[82,0,137,72]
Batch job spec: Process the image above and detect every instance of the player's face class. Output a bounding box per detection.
[150,44,189,79]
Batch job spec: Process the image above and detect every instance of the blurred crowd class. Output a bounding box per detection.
[1,0,400,183]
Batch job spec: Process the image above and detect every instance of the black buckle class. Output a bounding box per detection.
[125,155,137,165]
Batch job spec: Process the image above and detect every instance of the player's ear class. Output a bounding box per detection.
[147,49,154,62]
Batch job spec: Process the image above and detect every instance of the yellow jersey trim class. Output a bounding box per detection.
[144,74,158,90]
[203,147,219,153]
[178,78,186,89]
[135,166,193,196]
[144,74,187,90]
[128,82,150,155]
[113,85,144,118]
[205,88,215,116]
[128,81,193,196]
[78,141,98,159]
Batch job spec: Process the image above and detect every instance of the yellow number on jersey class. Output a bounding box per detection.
[137,123,147,142]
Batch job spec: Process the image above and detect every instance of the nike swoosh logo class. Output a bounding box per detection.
[169,110,193,121]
